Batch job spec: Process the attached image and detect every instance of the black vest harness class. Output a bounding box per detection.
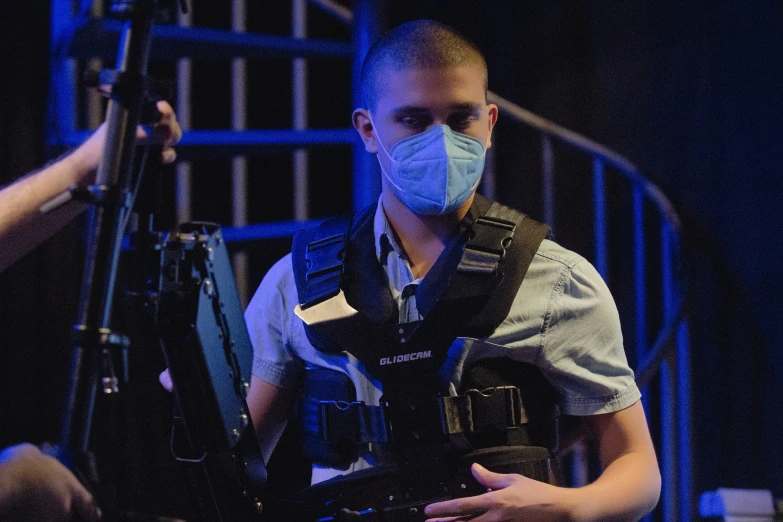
[286,195,560,520]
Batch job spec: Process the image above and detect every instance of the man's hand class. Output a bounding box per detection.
[0,443,101,522]
[424,463,582,522]
[71,100,183,176]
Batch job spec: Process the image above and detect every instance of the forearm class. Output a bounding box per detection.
[0,142,97,272]
[0,102,180,273]
[247,376,295,463]
[573,450,661,522]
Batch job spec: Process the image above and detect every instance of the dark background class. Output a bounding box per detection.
[1,1,781,519]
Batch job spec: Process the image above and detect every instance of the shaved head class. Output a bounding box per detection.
[360,20,488,112]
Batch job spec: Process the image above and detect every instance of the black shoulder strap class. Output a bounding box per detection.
[462,194,552,337]
[292,204,396,322]
[291,196,550,375]
[291,214,351,310]
[394,195,549,371]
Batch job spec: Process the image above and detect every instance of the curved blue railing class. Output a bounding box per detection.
[488,92,691,522]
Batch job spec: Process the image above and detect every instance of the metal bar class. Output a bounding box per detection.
[170,129,357,160]
[668,221,694,522]
[86,1,105,130]
[667,227,692,522]
[176,129,357,147]
[593,157,607,280]
[660,358,677,522]
[47,0,78,144]
[634,305,684,389]
[660,221,678,522]
[176,7,192,224]
[121,219,327,250]
[632,179,652,522]
[677,318,693,522]
[309,0,353,25]
[61,0,156,454]
[232,0,249,307]
[662,222,674,315]
[54,129,359,149]
[481,140,496,200]
[293,0,310,221]
[68,19,354,61]
[634,185,647,360]
[633,185,650,416]
[489,92,681,230]
[221,219,326,242]
[351,0,382,211]
[541,134,555,229]
[490,92,637,176]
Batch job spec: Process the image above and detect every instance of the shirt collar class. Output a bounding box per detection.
[373,195,405,262]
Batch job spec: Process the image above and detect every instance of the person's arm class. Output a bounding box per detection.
[159,253,301,463]
[0,100,180,273]
[160,370,295,463]
[423,400,660,522]
[242,254,303,461]
[576,400,661,520]
[245,376,297,463]
[0,443,101,522]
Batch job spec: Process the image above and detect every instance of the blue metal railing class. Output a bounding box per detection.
[488,91,691,522]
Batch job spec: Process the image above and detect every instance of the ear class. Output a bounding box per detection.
[352,108,378,154]
[485,103,499,150]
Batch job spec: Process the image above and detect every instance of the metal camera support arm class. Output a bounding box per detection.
[58,0,184,495]
[135,222,266,521]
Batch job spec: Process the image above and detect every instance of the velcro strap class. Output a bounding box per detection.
[457,215,516,275]
[439,386,527,435]
[303,233,345,307]
[317,401,390,445]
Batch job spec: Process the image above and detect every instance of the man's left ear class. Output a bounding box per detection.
[486,103,499,149]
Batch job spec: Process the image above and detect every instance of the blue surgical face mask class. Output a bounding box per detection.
[371,116,487,215]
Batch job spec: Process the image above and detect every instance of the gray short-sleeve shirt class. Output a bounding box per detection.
[246,201,641,481]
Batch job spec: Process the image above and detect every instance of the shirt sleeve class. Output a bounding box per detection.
[244,253,304,390]
[537,257,641,416]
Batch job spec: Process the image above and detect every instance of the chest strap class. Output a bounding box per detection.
[299,385,528,448]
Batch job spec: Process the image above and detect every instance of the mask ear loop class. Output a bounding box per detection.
[368,112,396,166]
[368,112,410,197]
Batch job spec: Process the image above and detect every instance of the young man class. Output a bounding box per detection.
[244,21,660,521]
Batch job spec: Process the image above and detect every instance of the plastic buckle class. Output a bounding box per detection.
[466,386,524,432]
[468,216,516,260]
[457,217,516,275]
[305,233,345,281]
[318,400,362,445]
[303,233,346,306]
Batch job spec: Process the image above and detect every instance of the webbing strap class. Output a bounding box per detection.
[298,396,390,445]
[378,201,521,381]
[457,214,517,275]
[300,217,350,309]
[439,387,527,435]
[320,401,390,445]
[307,386,528,445]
